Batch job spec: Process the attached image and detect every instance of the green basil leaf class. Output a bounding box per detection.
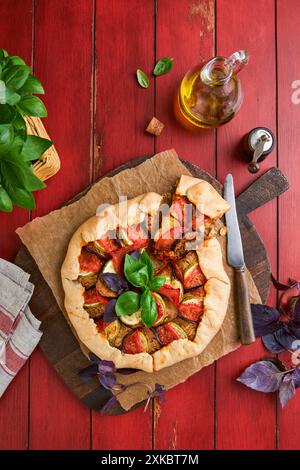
[136,69,149,88]
[1,158,25,191]
[18,164,46,191]
[115,291,140,316]
[1,157,46,191]
[124,253,145,278]
[17,95,47,117]
[6,56,26,67]
[19,74,45,95]
[153,57,173,76]
[0,79,5,103]
[0,49,8,61]
[126,265,149,289]
[11,112,26,140]
[21,135,52,161]
[0,185,13,212]
[5,87,21,105]
[140,251,154,280]
[148,275,166,291]
[3,65,30,90]
[0,104,15,124]
[0,124,14,147]
[141,289,157,327]
[6,185,35,210]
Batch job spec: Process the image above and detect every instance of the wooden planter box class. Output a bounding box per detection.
[25,117,60,182]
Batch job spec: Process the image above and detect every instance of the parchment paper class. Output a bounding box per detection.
[16,149,261,411]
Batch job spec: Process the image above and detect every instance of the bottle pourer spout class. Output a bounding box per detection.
[225,50,249,76]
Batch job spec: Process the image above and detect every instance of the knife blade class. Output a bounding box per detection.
[224,174,255,345]
[224,174,245,268]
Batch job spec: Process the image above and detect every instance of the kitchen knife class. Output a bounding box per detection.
[224,174,255,345]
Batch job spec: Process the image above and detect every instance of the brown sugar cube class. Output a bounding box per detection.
[145,117,165,136]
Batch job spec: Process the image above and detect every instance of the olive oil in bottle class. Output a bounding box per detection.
[175,51,249,130]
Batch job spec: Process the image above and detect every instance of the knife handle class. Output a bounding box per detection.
[236,167,290,216]
[235,267,256,345]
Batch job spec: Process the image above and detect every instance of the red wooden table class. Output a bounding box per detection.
[0,0,299,450]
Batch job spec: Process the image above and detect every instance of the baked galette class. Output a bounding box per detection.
[61,175,231,372]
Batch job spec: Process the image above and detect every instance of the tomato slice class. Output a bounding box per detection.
[95,319,112,332]
[152,293,165,326]
[122,330,148,354]
[179,303,204,322]
[127,223,149,245]
[156,322,186,345]
[96,236,120,254]
[84,288,109,305]
[184,264,206,289]
[171,195,189,222]
[79,250,102,273]
[154,226,182,251]
[158,285,181,307]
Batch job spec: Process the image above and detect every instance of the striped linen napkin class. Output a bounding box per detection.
[0,259,42,398]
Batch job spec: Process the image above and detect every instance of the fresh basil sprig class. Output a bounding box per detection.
[115,252,166,327]
[0,48,51,212]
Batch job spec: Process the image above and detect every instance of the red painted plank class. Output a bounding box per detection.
[29,351,90,450]
[0,0,33,450]
[215,0,277,449]
[277,0,300,450]
[29,0,93,449]
[154,0,215,450]
[91,0,154,449]
[94,0,155,179]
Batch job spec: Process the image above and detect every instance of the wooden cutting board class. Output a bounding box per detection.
[14,158,289,415]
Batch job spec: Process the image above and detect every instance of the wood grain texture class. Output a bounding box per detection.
[0,0,299,451]
[91,0,155,450]
[215,0,277,449]
[28,0,93,450]
[0,0,33,450]
[154,0,215,449]
[277,0,300,450]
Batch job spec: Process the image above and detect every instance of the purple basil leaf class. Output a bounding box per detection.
[98,360,116,375]
[263,325,299,353]
[101,395,118,414]
[262,333,286,353]
[99,373,117,390]
[88,353,101,364]
[271,274,290,291]
[290,296,300,328]
[117,368,139,375]
[100,273,128,294]
[292,368,300,388]
[237,360,284,393]
[103,299,117,323]
[251,304,281,337]
[279,374,296,407]
[130,250,141,260]
[78,363,98,382]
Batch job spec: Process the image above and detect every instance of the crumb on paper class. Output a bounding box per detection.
[146,117,165,136]
[219,227,227,236]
